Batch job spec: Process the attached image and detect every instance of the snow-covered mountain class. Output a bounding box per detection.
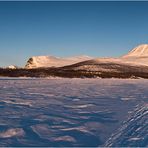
[25,55,93,69]
[123,44,148,57]
[72,44,148,71]
[25,44,148,70]
[120,44,148,66]
[99,44,148,66]
[1,44,148,78]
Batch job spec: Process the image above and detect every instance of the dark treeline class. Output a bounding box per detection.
[0,67,148,78]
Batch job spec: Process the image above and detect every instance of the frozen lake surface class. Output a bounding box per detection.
[0,78,147,147]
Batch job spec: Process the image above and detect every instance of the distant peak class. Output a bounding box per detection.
[25,54,93,69]
[123,44,148,58]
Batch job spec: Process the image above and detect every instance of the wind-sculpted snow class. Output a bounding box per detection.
[0,78,147,146]
[105,103,148,147]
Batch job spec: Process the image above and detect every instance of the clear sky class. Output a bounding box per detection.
[0,1,148,67]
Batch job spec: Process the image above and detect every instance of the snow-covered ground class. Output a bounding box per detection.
[0,78,147,147]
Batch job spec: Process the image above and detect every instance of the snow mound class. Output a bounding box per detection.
[0,128,25,138]
[25,55,93,69]
[7,65,17,69]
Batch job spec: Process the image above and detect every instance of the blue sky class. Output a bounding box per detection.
[0,1,148,67]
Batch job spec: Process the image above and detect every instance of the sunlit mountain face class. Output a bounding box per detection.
[25,55,93,69]
[25,44,148,69]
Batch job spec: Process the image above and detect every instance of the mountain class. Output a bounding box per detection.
[25,55,93,69]
[68,44,148,71]
[53,44,148,78]
[1,44,148,78]
[120,44,148,66]
[25,44,148,69]
[123,44,148,57]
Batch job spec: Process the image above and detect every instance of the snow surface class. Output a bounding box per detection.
[25,55,93,68]
[105,103,148,147]
[0,78,147,147]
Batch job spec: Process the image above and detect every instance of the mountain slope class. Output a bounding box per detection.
[123,44,148,58]
[65,44,148,71]
[24,44,148,74]
[61,59,148,74]
[25,55,93,69]
[120,44,148,66]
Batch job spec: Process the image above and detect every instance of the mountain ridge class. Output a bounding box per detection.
[123,44,148,58]
[25,55,93,69]
[1,44,148,79]
[25,44,148,69]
